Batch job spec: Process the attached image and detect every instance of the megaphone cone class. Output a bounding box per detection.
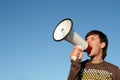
[53,18,91,53]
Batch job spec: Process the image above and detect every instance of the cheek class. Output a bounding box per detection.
[91,42,101,52]
[90,42,98,47]
[88,45,100,56]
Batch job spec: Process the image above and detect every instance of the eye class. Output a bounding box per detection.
[86,38,88,41]
[91,37,95,41]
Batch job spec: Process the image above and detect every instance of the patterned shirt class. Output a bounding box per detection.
[68,59,120,80]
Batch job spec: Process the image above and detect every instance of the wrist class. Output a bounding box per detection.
[71,55,82,61]
[71,55,77,61]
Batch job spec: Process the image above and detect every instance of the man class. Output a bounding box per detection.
[68,30,120,80]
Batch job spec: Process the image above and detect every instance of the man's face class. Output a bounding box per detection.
[86,34,103,57]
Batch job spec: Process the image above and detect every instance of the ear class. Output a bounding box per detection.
[101,42,106,48]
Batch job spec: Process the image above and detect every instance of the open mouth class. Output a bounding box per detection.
[84,45,92,53]
[87,47,92,55]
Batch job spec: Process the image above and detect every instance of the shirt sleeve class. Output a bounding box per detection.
[68,59,81,80]
[115,68,120,80]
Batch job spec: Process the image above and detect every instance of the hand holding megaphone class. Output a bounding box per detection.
[53,18,91,53]
[70,46,84,61]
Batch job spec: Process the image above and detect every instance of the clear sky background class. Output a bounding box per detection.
[0,0,120,80]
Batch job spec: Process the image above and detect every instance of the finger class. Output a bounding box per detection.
[78,51,83,59]
[74,46,83,52]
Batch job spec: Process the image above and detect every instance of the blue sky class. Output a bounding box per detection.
[0,0,120,80]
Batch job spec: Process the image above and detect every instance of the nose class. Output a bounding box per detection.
[86,39,91,45]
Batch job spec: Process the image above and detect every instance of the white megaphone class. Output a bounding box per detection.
[53,18,91,53]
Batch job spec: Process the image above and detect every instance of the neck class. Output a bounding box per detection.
[90,56,104,64]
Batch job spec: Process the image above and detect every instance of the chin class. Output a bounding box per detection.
[88,53,93,57]
[87,52,91,56]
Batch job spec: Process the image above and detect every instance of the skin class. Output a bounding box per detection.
[70,34,106,64]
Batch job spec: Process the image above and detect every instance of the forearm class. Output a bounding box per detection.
[68,59,81,80]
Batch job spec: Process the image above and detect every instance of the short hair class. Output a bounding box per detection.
[85,30,108,59]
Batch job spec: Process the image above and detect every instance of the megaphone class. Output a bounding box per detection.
[53,18,91,53]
